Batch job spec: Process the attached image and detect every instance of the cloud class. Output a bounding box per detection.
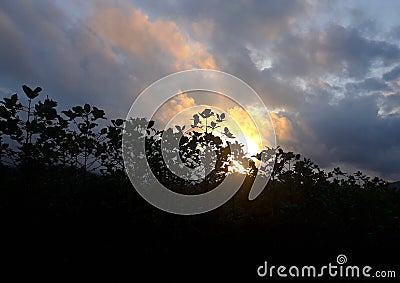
[270,112,295,145]
[0,1,123,110]
[290,92,400,179]
[132,0,313,46]
[191,19,214,41]
[383,65,400,81]
[88,4,217,70]
[0,0,217,120]
[271,24,400,79]
[345,77,391,93]
[390,25,400,39]
[156,92,196,124]
[379,93,400,116]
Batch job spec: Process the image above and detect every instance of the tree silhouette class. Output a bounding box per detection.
[0,84,392,193]
[1,85,399,272]
[122,109,253,194]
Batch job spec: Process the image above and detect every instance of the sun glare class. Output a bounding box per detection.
[245,137,261,155]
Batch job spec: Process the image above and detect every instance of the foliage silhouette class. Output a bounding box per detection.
[0,85,394,196]
[1,85,399,279]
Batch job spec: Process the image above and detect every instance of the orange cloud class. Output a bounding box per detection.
[156,92,196,124]
[270,112,295,144]
[88,4,217,70]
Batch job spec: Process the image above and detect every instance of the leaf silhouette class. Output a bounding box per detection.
[84,103,91,113]
[199,109,214,119]
[72,106,83,115]
[92,107,105,120]
[223,127,235,138]
[210,121,219,129]
[62,110,75,120]
[0,105,10,119]
[175,125,183,133]
[147,120,155,129]
[2,94,20,109]
[22,85,42,99]
[191,114,200,128]
[216,113,225,122]
[115,119,124,126]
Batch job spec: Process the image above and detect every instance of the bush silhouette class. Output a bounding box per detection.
[1,85,391,192]
[1,85,399,278]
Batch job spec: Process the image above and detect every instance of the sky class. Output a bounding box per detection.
[1,0,400,180]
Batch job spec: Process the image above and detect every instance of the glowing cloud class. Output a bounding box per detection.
[156,92,196,124]
[88,4,217,70]
[270,112,295,144]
